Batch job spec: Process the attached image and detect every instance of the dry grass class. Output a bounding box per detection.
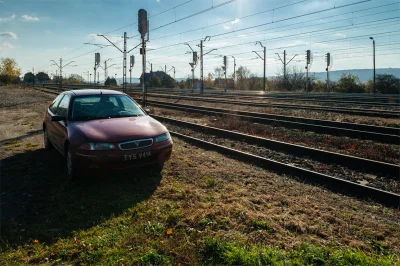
[1,87,399,265]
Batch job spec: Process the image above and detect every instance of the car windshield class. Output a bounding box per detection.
[70,95,145,121]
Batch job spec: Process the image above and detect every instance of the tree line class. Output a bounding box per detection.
[1,57,398,94]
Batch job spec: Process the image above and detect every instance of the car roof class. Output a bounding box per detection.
[65,89,125,97]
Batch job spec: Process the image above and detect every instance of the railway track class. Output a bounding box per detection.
[129,89,400,108]
[166,130,399,208]
[130,91,400,118]
[132,99,400,145]
[153,115,399,177]
[129,88,400,104]
[31,87,400,207]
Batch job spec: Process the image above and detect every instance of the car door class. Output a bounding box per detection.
[46,93,64,145]
[52,94,71,154]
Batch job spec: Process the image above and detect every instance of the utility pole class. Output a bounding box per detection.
[198,36,216,94]
[325,52,331,91]
[150,63,153,88]
[164,65,167,87]
[305,50,311,92]
[276,50,297,87]
[129,55,134,92]
[138,9,149,106]
[222,56,227,92]
[232,56,236,91]
[98,32,141,93]
[253,41,266,91]
[51,58,75,90]
[103,58,112,80]
[200,40,204,94]
[94,53,100,86]
[370,37,376,93]
[185,42,198,92]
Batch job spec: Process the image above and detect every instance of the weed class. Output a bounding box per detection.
[165,209,180,227]
[204,175,216,188]
[252,220,274,233]
[144,221,165,236]
[139,249,169,265]
[203,194,214,202]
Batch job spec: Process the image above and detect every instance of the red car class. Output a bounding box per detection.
[43,89,173,179]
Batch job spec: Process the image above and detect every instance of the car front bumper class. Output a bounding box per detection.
[73,140,173,172]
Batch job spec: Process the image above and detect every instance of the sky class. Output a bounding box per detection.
[0,0,399,81]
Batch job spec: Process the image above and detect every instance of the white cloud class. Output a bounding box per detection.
[156,0,160,2]
[231,18,240,24]
[223,25,230,30]
[0,31,17,39]
[0,42,14,51]
[334,32,347,38]
[0,14,15,22]
[21,15,39,22]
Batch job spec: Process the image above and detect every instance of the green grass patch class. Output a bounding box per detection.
[204,175,216,188]
[252,219,274,233]
[202,237,399,266]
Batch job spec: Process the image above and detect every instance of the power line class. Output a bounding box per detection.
[61,0,196,58]
[149,0,311,42]
[146,0,374,53]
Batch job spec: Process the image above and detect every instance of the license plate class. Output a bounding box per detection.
[124,151,152,161]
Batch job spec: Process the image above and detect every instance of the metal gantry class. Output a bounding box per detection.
[253,41,266,91]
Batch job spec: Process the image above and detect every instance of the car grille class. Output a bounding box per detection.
[118,138,153,150]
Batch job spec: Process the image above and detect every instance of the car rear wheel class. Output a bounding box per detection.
[66,146,78,180]
[43,129,53,150]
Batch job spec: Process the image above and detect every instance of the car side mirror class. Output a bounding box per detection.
[51,115,66,121]
[144,108,151,114]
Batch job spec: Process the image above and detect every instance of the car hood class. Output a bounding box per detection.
[70,116,168,143]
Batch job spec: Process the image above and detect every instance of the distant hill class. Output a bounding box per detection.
[308,68,399,82]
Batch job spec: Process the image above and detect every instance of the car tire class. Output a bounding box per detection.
[43,129,54,150]
[66,146,78,180]
[153,162,164,174]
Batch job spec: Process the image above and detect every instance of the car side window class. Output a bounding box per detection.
[56,95,71,117]
[49,94,64,114]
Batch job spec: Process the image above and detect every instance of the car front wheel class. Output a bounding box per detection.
[43,129,53,150]
[66,146,78,180]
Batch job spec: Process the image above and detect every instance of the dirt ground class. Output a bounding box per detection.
[1,86,399,265]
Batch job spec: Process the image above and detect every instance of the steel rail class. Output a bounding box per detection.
[135,99,400,144]
[131,89,400,107]
[129,92,400,118]
[129,88,400,103]
[169,131,400,208]
[154,115,399,177]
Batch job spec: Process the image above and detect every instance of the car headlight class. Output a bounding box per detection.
[80,143,115,150]
[155,132,170,143]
